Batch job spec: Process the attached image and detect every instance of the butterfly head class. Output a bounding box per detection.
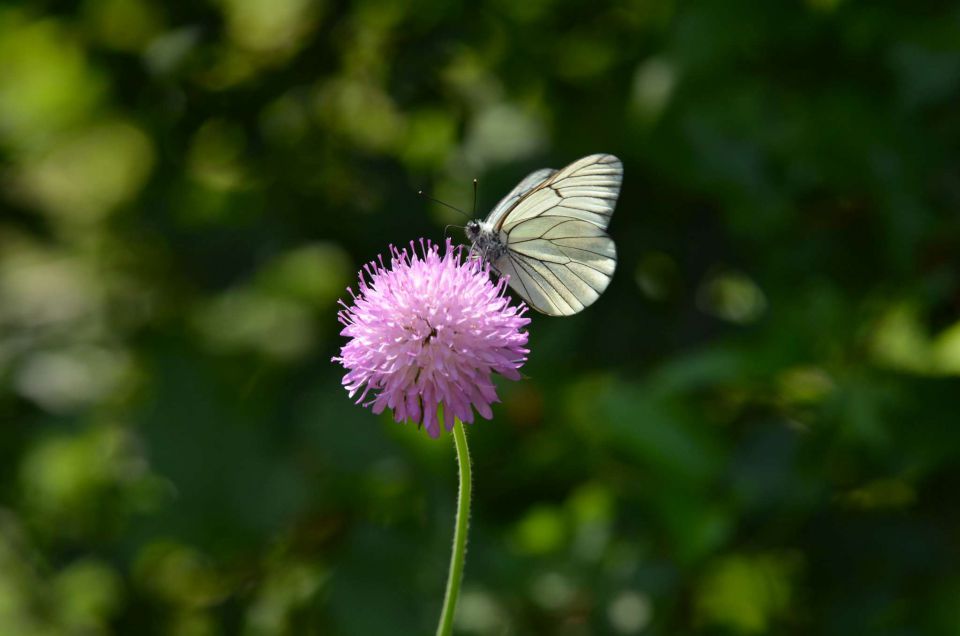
[465,220,481,242]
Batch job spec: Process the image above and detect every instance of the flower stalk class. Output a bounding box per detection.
[436,418,472,636]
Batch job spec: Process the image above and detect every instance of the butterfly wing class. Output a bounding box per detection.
[493,154,622,316]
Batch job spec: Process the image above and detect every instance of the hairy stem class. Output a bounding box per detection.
[436,419,472,636]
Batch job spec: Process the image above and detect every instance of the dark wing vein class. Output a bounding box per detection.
[511,252,578,314]
[559,261,606,292]
[507,253,555,313]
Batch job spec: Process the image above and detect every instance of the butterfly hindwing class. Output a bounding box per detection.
[496,220,616,316]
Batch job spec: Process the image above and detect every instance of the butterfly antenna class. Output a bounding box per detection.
[472,178,479,216]
[418,190,471,219]
[442,223,465,239]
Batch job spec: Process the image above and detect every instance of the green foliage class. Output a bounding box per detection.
[1,0,960,633]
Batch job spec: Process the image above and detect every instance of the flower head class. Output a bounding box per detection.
[333,239,530,437]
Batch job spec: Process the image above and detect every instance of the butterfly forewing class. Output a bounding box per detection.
[487,168,557,229]
[488,154,622,316]
[498,154,621,232]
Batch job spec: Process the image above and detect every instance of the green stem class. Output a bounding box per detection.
[436,418,472,636]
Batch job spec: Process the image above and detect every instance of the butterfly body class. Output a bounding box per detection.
[466,154,622,316]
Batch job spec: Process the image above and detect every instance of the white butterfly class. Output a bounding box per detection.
[466,153,622,316]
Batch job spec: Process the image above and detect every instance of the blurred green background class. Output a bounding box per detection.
[1,0,960,634]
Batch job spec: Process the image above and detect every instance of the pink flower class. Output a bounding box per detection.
[333,239,530,437]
